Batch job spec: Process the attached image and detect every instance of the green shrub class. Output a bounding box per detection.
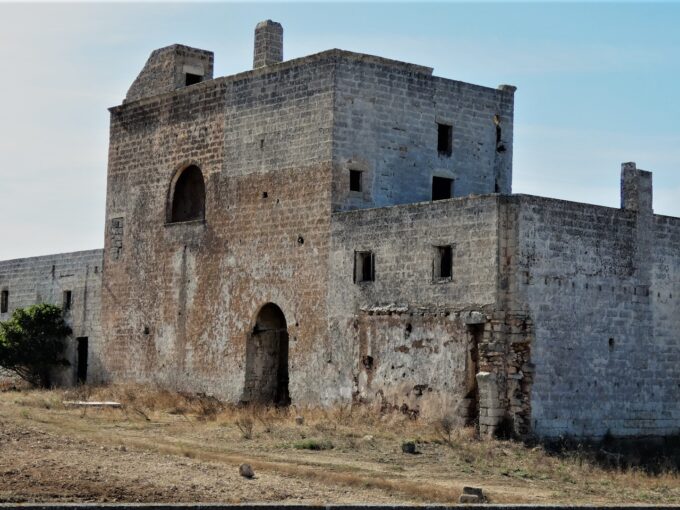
[0,304,71,387]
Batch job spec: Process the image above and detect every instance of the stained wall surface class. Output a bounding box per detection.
[0,250,103,386]
[329,196,502,418]
[102,52,337,403]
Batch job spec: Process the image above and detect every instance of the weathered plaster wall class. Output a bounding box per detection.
[329,195,502,419]
[509,188,680,438]
[103,53,337,404]
[331,52,515,212]
[0,250,103,386]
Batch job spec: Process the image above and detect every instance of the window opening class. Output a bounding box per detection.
[432,176,453,201]
[63,290,72,311]
[185,73,202,86]
[433,245,453,281]
[354,251,375,283]
[494,114,506,153]
[349,169,362,192]
[170,165,206,223]
[437,123,452,156]
[0,290,7,313]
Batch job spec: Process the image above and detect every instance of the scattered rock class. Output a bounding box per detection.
[118,445,127,452]
[401,441,417,454]
[361,435,374,442]
[459,494,480,503]
[295,415,304,425]
[239,463,254,478]
[459,486,485,503]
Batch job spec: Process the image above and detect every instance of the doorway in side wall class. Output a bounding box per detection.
[464,324,482,428]
[76,337,88,384]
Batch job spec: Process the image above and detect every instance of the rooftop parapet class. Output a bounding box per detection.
[124,44,214,104]
[621,161,653,214]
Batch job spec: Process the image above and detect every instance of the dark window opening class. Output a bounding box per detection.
[349,169,362,192]
[437,123,452,156]
[494,114,506,153]
[432,176,453,201]
[354,251,375,283]
[62,290,72,311]
[185,73,202,86]
[433,245,453,281]
[170,165,206,223]
[362,355,374,370]
[76,337,88,384]
[0,290,7,313]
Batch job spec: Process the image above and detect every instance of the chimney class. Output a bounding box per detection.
[253,20,283,69]
[620,162,653,213]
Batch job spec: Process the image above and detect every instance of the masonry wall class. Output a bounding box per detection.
[102,55,337,404]
[331,52,515,212]
[509,195,680,438]
[329,195,502,419]
[0,250,103,386]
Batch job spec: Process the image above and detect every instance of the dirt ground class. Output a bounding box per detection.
[0,385,678,504]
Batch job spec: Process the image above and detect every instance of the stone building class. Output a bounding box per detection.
[1,21,678,439]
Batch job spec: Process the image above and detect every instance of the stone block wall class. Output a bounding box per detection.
[125,45,214,104]
[328,195,504,419]
[507,190,680,438]
[0,250,103,386]
[103,52,337,404]
[331,52,515,212]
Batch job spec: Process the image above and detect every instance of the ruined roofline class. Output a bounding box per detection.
[331,189,679,222]
[0,249,103,266]
[147,43,211,56]
[509,193,680,221]
[332,193,503,219]
[111,47,512,112]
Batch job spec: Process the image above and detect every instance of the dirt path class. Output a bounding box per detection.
[0,388,677,504]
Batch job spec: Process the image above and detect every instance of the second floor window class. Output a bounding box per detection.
[354,251,375,283]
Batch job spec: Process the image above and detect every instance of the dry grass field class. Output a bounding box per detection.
[0,384,678,504]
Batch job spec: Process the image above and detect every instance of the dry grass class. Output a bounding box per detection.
[2,383,679,505]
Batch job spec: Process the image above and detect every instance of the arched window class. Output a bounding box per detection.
[170,165,205,223]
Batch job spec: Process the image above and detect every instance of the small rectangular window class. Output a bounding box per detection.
[1,290,8,313]
[354,251,375,283]
[63,290,72,311]
[432,176,453,201]
[437,123,452,156]
[185,73,202,86]
[349,170,362,192]
[433,245,453,281]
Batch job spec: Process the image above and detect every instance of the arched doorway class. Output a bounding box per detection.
[242,303,290,406]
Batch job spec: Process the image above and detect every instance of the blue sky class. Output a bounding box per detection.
[1,2,679,260]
